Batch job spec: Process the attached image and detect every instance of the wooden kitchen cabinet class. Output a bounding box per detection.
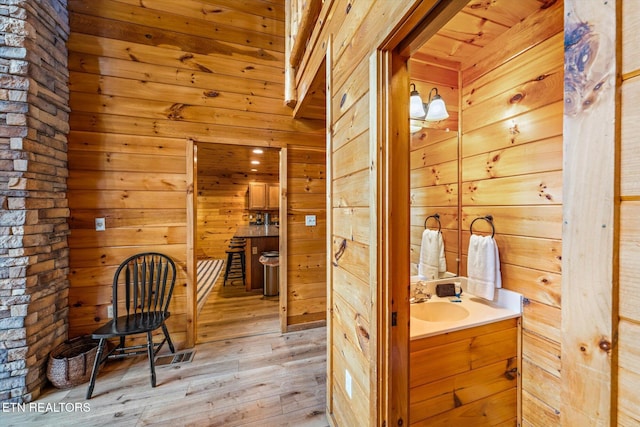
[248,182,279,210]
[248,182,267,210]
[267,184,279,209]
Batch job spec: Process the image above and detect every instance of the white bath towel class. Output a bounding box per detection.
[467,234,502,300]
[418,229,447,280]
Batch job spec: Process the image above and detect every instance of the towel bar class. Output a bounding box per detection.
[470,215,495,238]
[424,214,441,232]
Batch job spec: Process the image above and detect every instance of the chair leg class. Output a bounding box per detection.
[147,331,157,387]
[162,323,175,353]
[223,253,232,286]
[86,338,106,399]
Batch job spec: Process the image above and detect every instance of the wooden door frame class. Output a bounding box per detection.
[373,0,469,423]
[186,141,288,347]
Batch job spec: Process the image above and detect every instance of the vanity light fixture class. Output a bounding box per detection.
[409,83,450,123]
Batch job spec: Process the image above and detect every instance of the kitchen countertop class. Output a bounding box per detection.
[234,225,280,238]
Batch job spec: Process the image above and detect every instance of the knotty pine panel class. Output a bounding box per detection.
[331,91,370,152]
[522,300,561,344]
[332,131,370,180]
[410,159,457,188]
[462,33,564,107]
[332,58,370,122]
[620,12,640,424]
[460,6,563,422]
[618,320,640,422]
[69,245,187,269]
[462,170,562,206]
[522,330,561,379]
[69,74,294,117]
[461,0,563,83]
[462,70,564,134]
[67,131,187,156]
[620,201,640,322]
[462,136,563,182]
[462,101,563,158]
[521,390,561,427]
[69,210,187,229]
[68,170,186,191]
[68,150,185,174]
[286,147,326,325]
[68,33,284,83]
[69,112,324,147]
[621,77,640,196]
[68,0,284,49]
[332,169,370,208]
[332,292,371,391]
[68,53,286,100]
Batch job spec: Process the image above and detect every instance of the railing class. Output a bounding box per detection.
[285,0,325,108]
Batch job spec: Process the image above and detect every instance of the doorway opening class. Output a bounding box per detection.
[380,0,563,424]
[192,142,283,344]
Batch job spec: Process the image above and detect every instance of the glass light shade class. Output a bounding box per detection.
[410,91,426,119]
[425,95,449,121]
[409,120,422,133]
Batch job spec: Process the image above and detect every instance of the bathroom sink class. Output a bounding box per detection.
[411,301,470,322]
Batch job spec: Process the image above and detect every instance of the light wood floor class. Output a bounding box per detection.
[5,327,328,427]
[196,270,280,343]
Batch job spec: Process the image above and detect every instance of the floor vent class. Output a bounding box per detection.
[155,350,195,367]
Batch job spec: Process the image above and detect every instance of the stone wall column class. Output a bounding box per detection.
[0,0,69,402]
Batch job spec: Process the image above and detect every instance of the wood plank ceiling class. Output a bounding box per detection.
[414,0,548,63]
[198,144,280,177]
[293,0,547,120]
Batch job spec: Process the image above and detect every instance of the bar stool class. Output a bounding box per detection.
[223,239,246,286]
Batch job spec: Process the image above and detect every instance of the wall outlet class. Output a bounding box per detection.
[252,246,258,255]
[107,305,113,318]
[95,217,106,231]
[345,369,352,399]
[305,215,316,226]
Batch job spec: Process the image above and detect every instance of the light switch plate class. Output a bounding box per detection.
[305,215,316,226]
[95,217,106,231]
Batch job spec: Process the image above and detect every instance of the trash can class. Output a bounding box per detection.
[259,251,279,296]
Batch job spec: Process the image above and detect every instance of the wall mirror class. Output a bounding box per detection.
[409,57,460,278]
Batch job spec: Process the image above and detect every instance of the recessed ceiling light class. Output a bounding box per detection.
[251,168,258,172]
[253,148,264,154]
[251,160,260,165]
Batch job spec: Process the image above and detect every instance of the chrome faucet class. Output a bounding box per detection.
[410,285,432,304]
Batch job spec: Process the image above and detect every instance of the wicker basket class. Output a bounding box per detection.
[47,336,99,389]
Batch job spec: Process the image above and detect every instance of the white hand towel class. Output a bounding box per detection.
[418,229,447,280]
[467,234,502,300]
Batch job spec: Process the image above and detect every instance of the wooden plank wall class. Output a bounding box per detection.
[459,3,564,425]
[409,61,459,277]
[321,1,421,425]
[286,147,326,326]
[66,0,326,346]
[619,0,640,423]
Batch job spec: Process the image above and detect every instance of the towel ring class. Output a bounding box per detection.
[424,214,441,232]
[470,215,495,238]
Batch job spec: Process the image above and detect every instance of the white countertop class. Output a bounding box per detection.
[410,276,522,340]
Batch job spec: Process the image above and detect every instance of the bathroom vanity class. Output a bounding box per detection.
[409,277,522,425]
